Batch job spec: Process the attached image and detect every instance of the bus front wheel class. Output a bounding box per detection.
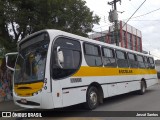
[84,86,99,110]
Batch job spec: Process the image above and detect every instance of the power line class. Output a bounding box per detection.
[125,1,144,29]
[122,7,160,21]
[128,20,160,21]
[122,0,146,28]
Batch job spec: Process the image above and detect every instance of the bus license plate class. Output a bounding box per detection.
[21,99,27,103]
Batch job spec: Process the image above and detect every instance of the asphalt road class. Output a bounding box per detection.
[95,84,160,111]
[1,84,160,120]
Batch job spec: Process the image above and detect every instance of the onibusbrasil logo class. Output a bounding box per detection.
[2,112,42,118]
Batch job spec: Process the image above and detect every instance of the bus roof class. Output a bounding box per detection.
[18,29,153,58]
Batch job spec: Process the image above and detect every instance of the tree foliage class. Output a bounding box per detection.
[0,0,100,51]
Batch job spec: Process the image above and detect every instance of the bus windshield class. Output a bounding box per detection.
[14,33,49,84]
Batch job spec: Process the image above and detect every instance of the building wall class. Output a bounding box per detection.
[108,21,142,52]
[89,21,143,52]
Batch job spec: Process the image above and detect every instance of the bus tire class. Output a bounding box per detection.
[138,81,146,95]
[84,86,99,110]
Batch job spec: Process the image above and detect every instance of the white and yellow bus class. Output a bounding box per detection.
[6,29,158,110]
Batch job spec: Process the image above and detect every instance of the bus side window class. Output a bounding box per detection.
[128,53,138,68]
[52,37,82,79]
[102,47,117,67]
[137,55,145,68]
[116,50,128,68]
[149,57,155,69]
[83,43,102,66]
[144,56,149,69]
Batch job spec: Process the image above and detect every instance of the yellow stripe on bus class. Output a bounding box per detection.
[14,67,157,97]
[73,66,157,77]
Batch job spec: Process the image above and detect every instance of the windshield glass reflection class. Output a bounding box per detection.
[14,41,49,84]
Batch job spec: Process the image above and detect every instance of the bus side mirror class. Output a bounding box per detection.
[57,46,64,68]
[5,52,18,71]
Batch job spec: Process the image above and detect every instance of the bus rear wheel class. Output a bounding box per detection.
[84,86,99,110]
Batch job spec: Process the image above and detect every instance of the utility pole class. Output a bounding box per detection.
[108,0,121,46]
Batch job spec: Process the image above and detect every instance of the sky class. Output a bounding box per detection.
[85,0,160,59]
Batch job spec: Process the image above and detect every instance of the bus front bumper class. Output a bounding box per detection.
[13,92,54,109]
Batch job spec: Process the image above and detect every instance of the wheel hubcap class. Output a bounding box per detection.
[90,91,97,105]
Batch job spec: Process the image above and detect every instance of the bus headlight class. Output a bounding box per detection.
[33,89,42,96]
[33,92,38,96]
[38,89,42,94]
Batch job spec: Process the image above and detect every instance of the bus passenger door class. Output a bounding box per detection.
[51,37,82,108]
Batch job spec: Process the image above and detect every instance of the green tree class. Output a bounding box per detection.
[0,0,14,51]
[0,0,100,51]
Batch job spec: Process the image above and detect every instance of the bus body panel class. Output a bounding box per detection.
[51,80,63,108]
[62,86,87,107]
[57,74,157,108]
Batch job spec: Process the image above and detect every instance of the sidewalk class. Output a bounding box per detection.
[0,100,23,111]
